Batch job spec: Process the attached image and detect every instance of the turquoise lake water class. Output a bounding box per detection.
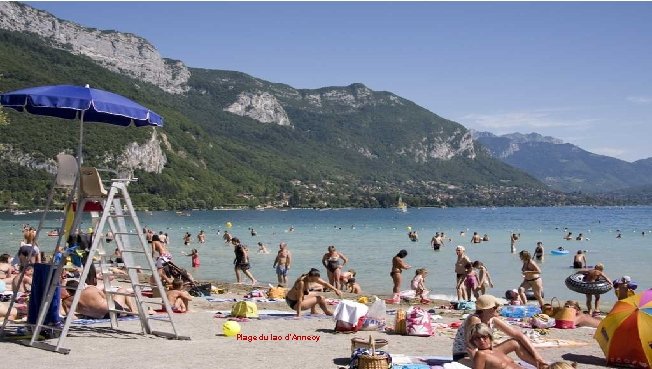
[1,206,650,306]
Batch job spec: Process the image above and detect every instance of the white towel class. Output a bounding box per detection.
[333,299,368,324]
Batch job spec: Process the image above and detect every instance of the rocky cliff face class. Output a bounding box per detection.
[402,130,477,162]
[0,2,190,94]
[224,92,292,126]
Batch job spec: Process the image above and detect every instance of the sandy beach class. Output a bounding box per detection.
[0,283,613,369]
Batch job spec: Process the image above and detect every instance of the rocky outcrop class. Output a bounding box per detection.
[298,84,405,112]
[116,130,167,173]
[0,2,190,94]
[401,131,476,162]
[224,92,292,126]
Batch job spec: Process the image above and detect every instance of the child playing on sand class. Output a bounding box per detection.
[346,278,362,294]
[473,260,493,295]
[464,262,480,300]
[505,289,522,305]
[411,268,431,304]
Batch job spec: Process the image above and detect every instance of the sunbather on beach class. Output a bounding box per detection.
[285,268,341,317]
[0,253,16,284]
[166,279,193,312]
[468,323,522,369]
[0,302,19,320]
[452,295,547,369]
[563,300,601,328]
[321,245,348,289]
[61,278,136,319]
[11,265,32,293]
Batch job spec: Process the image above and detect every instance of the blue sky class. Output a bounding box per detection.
[28,2,652,162]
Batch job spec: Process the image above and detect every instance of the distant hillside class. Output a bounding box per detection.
[473,131,652,193]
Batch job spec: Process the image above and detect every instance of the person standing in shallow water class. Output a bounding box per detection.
[533,242,544,262]
[388,249,411,303]
[510,233,519,253]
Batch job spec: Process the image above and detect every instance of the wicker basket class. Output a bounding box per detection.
[351,336,389,353]
[358,335,389,369]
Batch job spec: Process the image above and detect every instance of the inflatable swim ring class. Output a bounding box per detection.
[565,272,613,295]
[550,249,569,255]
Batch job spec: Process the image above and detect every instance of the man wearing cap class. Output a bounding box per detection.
[452,295,547,368]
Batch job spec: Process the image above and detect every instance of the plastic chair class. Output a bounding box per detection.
[55,154,77,188]
[80,167,108,198]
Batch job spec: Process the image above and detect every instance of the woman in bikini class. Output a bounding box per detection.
[285,268,342,317]
[518,250,544,308]
[321,245,348,289]
[455,245,472,301]
[388,249,411,303]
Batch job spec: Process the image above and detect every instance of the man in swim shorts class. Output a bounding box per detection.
[273,242,292,286]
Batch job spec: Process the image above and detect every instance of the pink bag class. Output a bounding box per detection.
[406,306,434,336]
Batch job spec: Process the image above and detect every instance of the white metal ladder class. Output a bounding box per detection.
[27,178,188,354]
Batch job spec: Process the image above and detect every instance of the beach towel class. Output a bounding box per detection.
[334,300,368,332]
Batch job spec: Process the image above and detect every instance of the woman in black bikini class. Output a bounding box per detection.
[285,268,341,317]
[321,245,348,289]
[517,250,544,308]
[388,249,411,303]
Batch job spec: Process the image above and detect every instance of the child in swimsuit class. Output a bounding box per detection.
[464,263,480,300]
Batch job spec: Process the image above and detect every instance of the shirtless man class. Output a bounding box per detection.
[471,232,482,244]
[273,242,292,286]
[152,235,171,260]
[166,279,193,312]
[573,250,586,269]
[431,232,443,251]
[61,279,136,319]
[582,264,612,314]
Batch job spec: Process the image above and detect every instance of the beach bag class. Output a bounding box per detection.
[553,303,576,329]
[530,313,555,329]
[361,297,387,331]
[406,306,434,337]
[231,301,258,318]
[394,308,407,335]
[335,300,369,332]
[267,286,287,299]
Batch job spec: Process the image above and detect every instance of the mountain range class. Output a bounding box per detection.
[473,131,652,193]
[0,2,639,209]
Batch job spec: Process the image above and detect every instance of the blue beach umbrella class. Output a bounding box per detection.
[0,84,163,164]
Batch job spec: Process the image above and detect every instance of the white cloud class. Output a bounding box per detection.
[457,110,596,134]
[626,96,652,104]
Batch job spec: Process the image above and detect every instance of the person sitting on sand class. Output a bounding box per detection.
[346,278,362,294]
[285,268,342,317]
[573,250,586,269]
[613,275,636,300]
[505,289,522,305]
[11,265,32,293]
[0,253,16,284]
[61,276,136,319]
[166,279,193,312]
[581,263,612,314]
[452,295,548,368]
[468,323,522,369]
[411,268,430,304]
[563,300,602,328]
